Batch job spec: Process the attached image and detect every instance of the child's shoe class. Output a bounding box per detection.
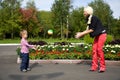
[27,68,31,71]
[21,69,27,72]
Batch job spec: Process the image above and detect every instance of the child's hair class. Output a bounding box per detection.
[20,29,27,37]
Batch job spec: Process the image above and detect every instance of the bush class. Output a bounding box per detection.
[105,53,120,60]
[54,41,72,46]
[105,35,113,44]
[28,41,47,46]
[83,34,113,44]
[83,34,94,44]
[108,39,120,45]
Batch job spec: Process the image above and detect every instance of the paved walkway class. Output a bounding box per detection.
[0,45,120,80]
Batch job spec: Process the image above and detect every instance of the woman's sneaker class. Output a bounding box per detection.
[98,70,105,73]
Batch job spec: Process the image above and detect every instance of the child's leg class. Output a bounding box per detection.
[91,37,99,70]
[26,53,29,69]
[20,53,28,71]
[97,33,107,71]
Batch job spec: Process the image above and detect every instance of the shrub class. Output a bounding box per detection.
[105,35,113,44]
[104,53,120,60]
[54,41,72,46]
[108,39,120,45]
[83,34,94,44]
[28,41,47,46]
[83,34,113,44]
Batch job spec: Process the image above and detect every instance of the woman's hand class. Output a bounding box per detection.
[75,29,93,39]
[75,32,84,39]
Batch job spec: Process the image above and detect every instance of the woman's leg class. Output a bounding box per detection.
[97,33,107,71]
[91,37,99,70]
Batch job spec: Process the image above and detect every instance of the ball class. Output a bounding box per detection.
[48,29,53,35]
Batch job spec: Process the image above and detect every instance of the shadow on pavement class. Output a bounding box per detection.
[29,63,41,69]
[76,60,91,65]
[9,72,64,80]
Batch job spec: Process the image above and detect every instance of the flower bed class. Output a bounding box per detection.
[16,41,120,60]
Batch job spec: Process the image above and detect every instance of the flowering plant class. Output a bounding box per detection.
[104,44,120,54]
[16,42,120,60]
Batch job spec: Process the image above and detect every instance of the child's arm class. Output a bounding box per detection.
[23,40,35,49]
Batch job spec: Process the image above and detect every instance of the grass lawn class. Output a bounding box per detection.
[0,38,84,44]
[0,39,20,44]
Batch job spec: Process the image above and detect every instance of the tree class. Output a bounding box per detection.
[20,0,40,38]
[0,0,22,39]
[51,0,72,39]
[37,11,52,38]
[26,0,36,9]
[69,7,86,38]
[111,19,120,39]
[88,0,113,34]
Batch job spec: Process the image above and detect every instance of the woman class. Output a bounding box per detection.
[75,6,107,73]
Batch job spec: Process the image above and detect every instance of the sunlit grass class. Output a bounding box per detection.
[0,38,84,44]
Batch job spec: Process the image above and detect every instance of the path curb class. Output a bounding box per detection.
[17,57,120,66]
[0,44,20,46]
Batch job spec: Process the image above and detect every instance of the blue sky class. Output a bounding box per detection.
[21,0,120,19]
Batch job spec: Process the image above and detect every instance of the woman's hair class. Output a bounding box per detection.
[20,30,27,37]
[84,6,93,15]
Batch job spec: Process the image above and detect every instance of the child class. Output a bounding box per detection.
[20,30,35,72]
[75,6,107,73]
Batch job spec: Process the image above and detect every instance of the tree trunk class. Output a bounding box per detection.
[11,32,14,39]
